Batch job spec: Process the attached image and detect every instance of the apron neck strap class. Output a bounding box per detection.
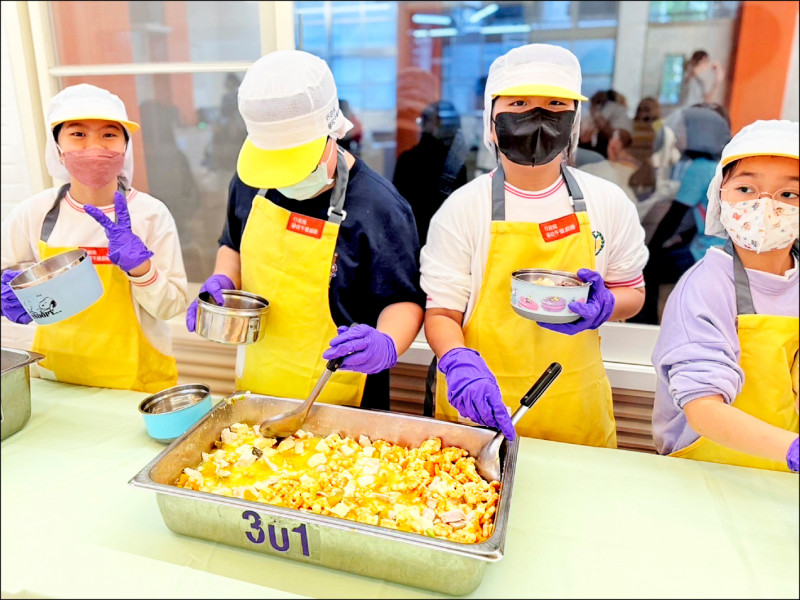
[490,162,586,222]
[326,147,349,225]
[256,147,350,226]
[41,184,71,243]
[724,239,756,315]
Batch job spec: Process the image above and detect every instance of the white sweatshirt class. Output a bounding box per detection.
[420,167,649,323]
[1,187,189,356]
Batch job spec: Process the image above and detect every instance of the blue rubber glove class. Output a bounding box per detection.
[538,268,615,335]
[322,324,398,374]
[438,347,515,440]
[1,270,33,324]
[185,274,235,332]
[84,191,154,273]
[787,437,799,472]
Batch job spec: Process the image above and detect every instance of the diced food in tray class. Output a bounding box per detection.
[175,423,501,543]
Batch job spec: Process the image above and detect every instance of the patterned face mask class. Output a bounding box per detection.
[719,199,799,253]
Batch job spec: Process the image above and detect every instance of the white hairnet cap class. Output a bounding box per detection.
[236,50,353,188]
[705,119,800,238]
[45,84,137,188]
[482,43,588,159]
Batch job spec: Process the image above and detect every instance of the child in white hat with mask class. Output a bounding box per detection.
[420,44,649,446]
[185,50,424,411]
[0,83,189,392]
[652,119,799,472]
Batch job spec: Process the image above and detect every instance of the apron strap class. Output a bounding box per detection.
[40,184,71,243]
[724,240,756,315]
[326,147,349,225]
[256,147,350,226]
[560,164,587,213]
[490,162,587,222]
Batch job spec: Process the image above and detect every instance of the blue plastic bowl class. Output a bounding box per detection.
[138,384,213,443]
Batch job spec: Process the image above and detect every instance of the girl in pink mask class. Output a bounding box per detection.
[652,120,799,472]
[0,83,189,393]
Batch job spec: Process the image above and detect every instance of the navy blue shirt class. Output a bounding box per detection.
[218,156,425,410]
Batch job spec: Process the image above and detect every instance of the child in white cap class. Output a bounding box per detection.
[185,50,424,411]
[652,119,799,472]
[0,83,188,392]
[420,44,649,446]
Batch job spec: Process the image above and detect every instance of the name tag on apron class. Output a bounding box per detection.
[80,247,112,265]
[539,214,580,242]
[287,213,324,239]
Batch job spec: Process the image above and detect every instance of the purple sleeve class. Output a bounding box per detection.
[652,257,744,409]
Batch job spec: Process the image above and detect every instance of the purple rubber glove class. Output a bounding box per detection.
[1,270,33,324]
[84,191,154,273]
[322,324,398,374]
[185,274,235,332]
[438,347,515,440]
[787,437,799,472]
[538,268,615,335]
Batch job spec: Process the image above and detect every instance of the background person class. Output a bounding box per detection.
[421,44,649,447]
[0,83,188,392]
[652,119,799,472]
[185,50,425,411]
[393,100,468,246]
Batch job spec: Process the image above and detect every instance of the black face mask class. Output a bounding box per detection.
[493,107,576,166]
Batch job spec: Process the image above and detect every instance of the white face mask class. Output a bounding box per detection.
[277,142,335,200]
[719,199,799,253]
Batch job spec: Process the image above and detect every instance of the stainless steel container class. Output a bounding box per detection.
[139,384,214,443]
[130,393,519,595]
[195,290,269,345]
[1,347,44,440]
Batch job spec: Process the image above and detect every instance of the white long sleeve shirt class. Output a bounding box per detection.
[1,187,189,356]
[420,167,649,323]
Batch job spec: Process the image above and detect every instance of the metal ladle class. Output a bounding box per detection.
[258,356,345,438]
[475,362,562,482]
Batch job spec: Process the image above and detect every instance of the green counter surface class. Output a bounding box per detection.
[1,378,798,599]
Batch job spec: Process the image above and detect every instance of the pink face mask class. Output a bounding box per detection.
[60,147,125,189]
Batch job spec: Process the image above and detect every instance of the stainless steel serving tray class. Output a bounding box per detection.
[1,347,44,441]
[129,392,520,595]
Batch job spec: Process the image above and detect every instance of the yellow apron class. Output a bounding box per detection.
[31,185,178,393]
[435,165,616,447]
[236,150,366,405]
[670,243,799,471]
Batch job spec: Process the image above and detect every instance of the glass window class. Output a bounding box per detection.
[49,1,261,65]
[658,54,685,105]
[56,71,246,282]
[649,1,740,23]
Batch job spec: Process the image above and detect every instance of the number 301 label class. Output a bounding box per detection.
[241,510,321,561]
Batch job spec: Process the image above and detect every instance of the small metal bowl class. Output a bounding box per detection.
[195,289,270,345]
[510,269,591,324]
[139,383,213,443]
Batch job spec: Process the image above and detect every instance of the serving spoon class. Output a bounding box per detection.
[258,356,345,438]
[475,362,562,482]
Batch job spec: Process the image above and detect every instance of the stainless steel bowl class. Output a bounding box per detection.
[195,290,270,345]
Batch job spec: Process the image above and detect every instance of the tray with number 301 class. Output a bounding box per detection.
[129,391,520,595]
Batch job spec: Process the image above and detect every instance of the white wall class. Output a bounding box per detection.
[1,20,32,223]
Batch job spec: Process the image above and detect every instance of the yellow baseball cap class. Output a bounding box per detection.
[236,50,353,189]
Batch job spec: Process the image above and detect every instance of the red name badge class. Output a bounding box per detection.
[539,213,580,242]
[287,213,324,239]
[80,247,112,265]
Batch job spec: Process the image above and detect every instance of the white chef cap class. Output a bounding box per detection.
[482,43,588,162]
[705,119,799,238]
[44,84,137,188]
